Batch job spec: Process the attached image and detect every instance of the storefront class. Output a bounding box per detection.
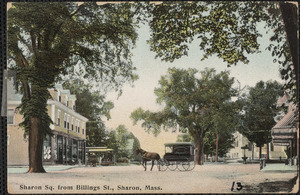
[43,133,86,165]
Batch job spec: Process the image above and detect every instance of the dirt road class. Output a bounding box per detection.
[7,164,298,194]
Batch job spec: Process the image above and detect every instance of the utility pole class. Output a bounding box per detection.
[215,132,218,162]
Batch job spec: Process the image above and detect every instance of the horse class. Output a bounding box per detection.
[136,148,161,171]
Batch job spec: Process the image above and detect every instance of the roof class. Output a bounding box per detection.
[271,103,297,145]
[164,142,194,146]
[272,106,296,129]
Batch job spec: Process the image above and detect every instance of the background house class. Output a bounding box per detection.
[226,131,287,161]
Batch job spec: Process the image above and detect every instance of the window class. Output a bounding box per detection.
[7,109,14,125]
[71,117,74,131]
[75,120,78,133]
[65,96,69,106]
[57,110,61,126]
[77,120,80,133]
[67,115,70,129]
[64,113,67,128]
[72,101,75,110]
[82,122,85,135]
[57,90,61,102]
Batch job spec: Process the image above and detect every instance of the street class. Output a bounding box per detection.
[7,163,298,194]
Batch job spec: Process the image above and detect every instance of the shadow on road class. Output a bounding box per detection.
[243,175,298,193]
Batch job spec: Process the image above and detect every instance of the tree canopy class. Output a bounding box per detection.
[7,2,144,172]
[131,67,242,164]
[147,2,297,102]
[241,80,284,157]
[106,125,141,161]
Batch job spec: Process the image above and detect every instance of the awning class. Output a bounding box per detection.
[271,107,297,143]
[164,142,193,146]
[272,127,297,135]
[273,142,290,146]
[272,134,295,140]
[86,147,113,153]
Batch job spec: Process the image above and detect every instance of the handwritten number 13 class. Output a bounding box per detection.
[231,182,243,191]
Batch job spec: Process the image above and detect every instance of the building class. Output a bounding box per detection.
[7,78,88,165]
[226,131,287,161]
[271,92,298,164]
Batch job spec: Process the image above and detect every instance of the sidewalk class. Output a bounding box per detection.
[261,163,297,172]
[8,165,81,174]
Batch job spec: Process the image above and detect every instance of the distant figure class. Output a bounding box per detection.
[99,156,103,165]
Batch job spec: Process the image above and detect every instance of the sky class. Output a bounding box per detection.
[104,21,283,156]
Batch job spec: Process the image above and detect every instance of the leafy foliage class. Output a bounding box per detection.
[106,125,141,160]
[147,2,296,102]
[203,131,234,157]
[176,134,193,142]
[7,2,145,172]
[148,2,270,65]
[131,67,242,164]
[241,81,284,147]
[8,2,141,138]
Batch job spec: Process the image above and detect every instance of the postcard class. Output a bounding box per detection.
[4,1,299,194]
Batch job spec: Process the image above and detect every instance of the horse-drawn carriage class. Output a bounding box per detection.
[136,142,195,171]
[159,142,195,171]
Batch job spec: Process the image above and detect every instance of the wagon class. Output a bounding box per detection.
[158,142,195,171]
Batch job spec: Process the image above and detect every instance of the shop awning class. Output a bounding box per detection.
[271,106,298,147]
[164,142,193,146]
[86,147,113,153]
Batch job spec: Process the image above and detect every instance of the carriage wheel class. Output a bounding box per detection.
[178,158,190,171]
[157,159,168,171]
[187,160,195,171]
[167,161,177,171]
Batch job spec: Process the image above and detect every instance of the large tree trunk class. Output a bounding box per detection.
[215,133,218,162]
[28,117,46,173]
[195,134,204,165]
[259,146,262,159]
[279,1,299,170]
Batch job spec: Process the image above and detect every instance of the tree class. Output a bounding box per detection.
[147,2,297,102]
[115,125,130,158]
[131,68,240,165]
[176,133,193,143]
[241,81,284,159]
[63,79,114,147]
[106,131,119,159]
[203,129,234,160]
[7,2,142,172]
[128,132,141,161]
[105,125,140,161]
[206,100,240,162]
